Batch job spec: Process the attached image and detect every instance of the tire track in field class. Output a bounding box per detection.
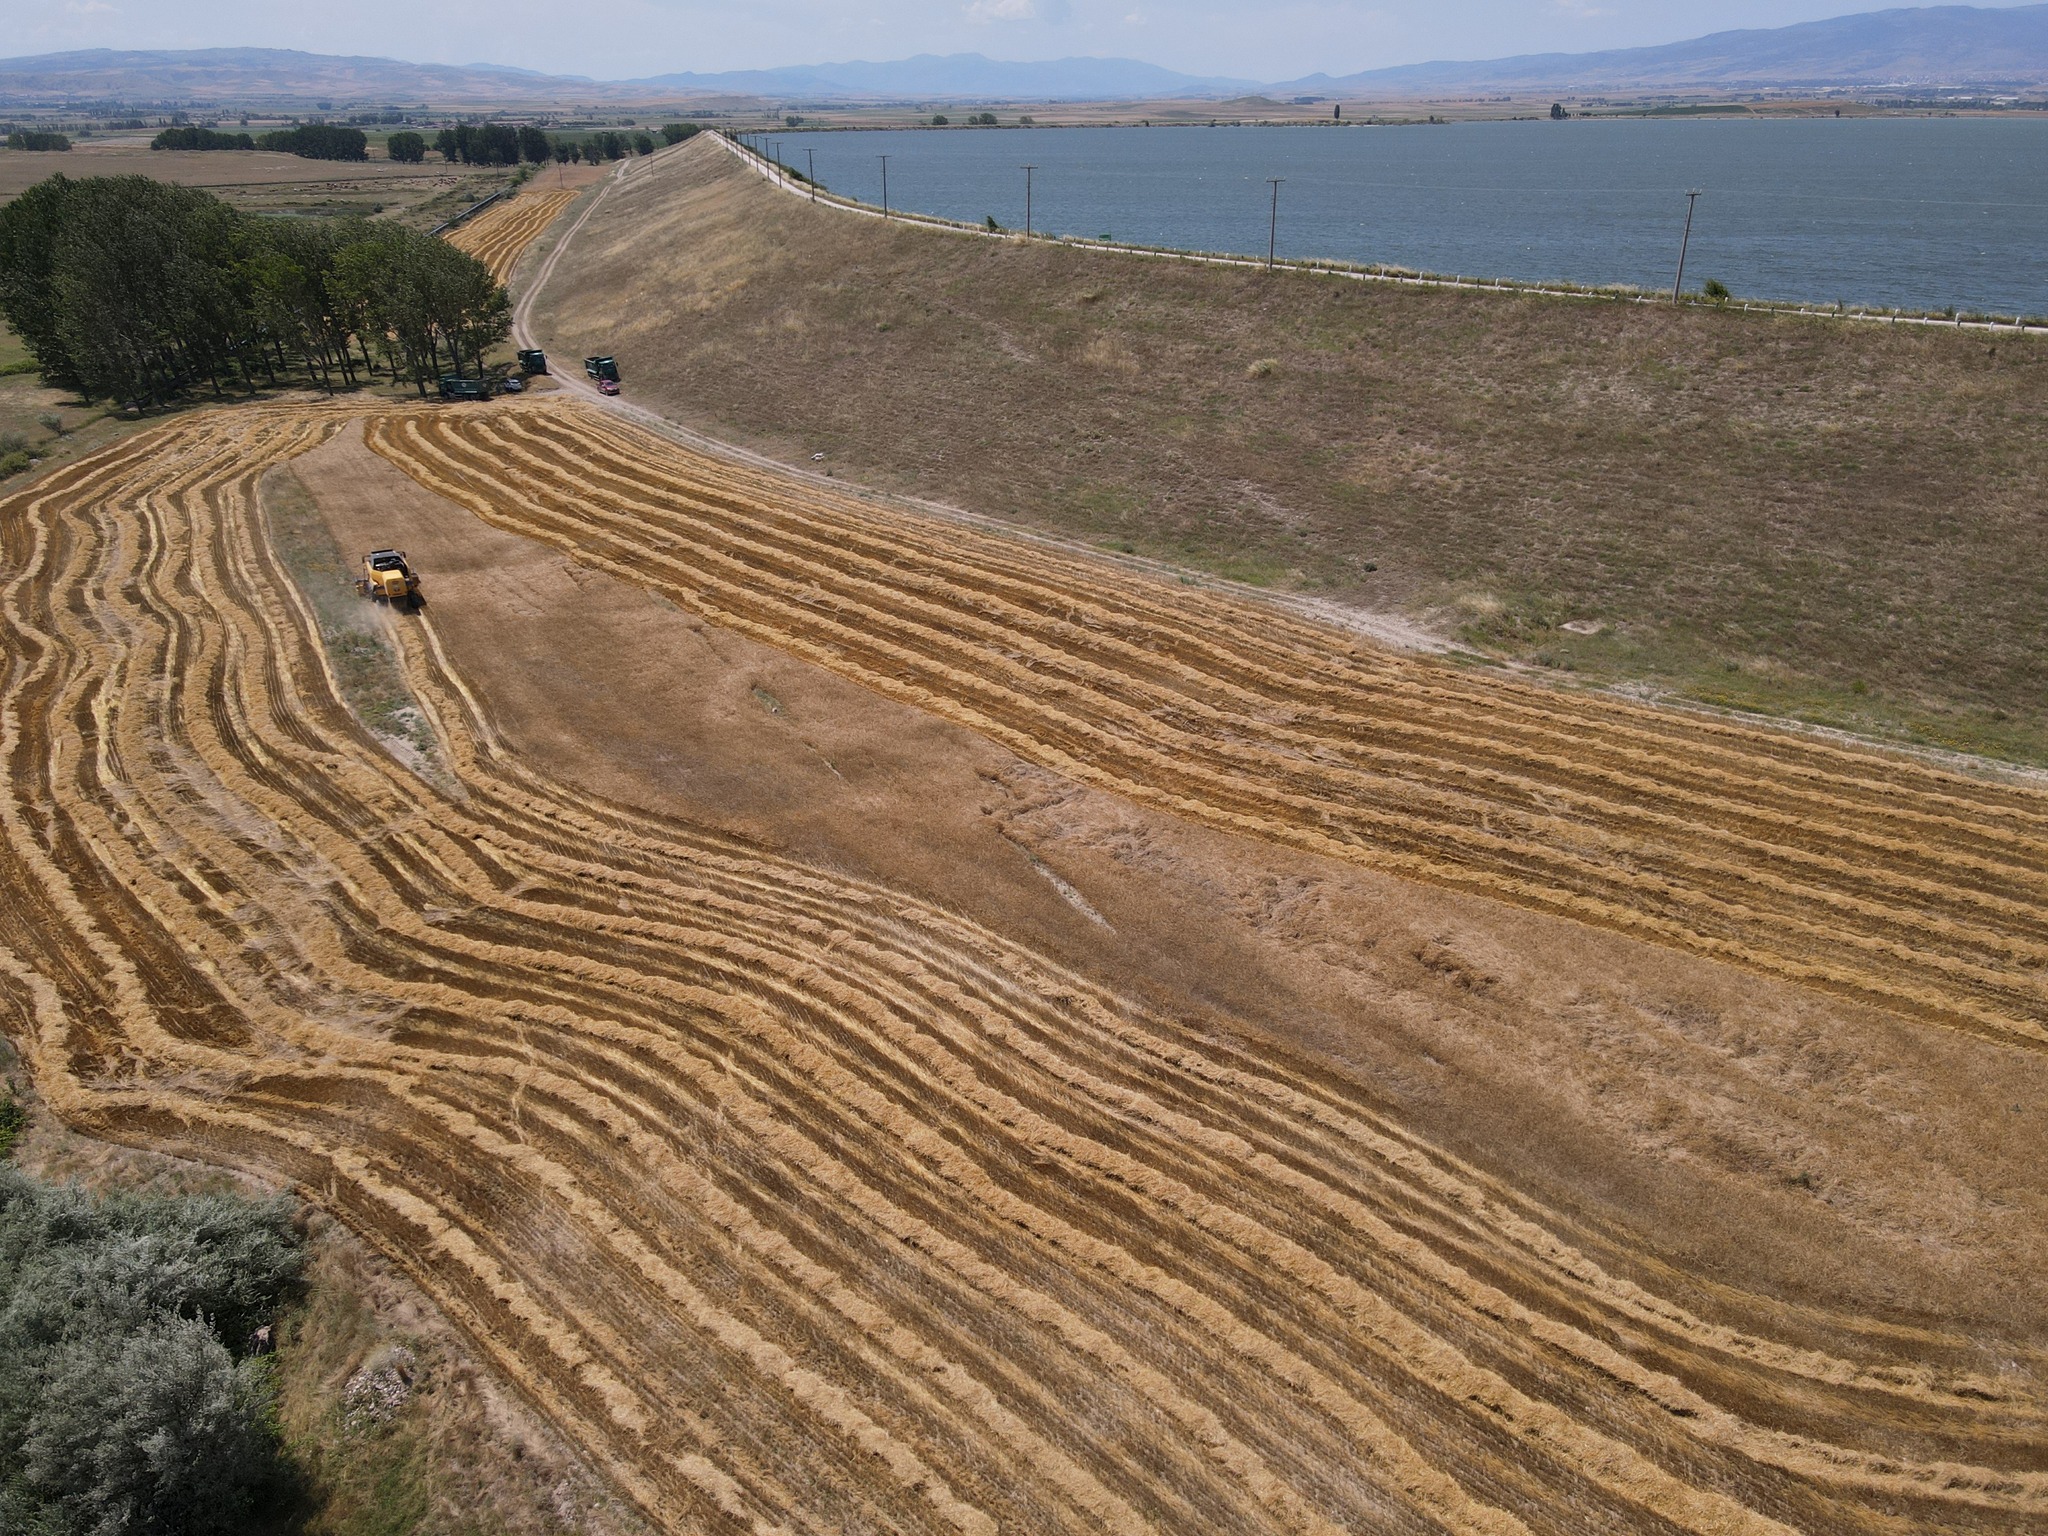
[445,190,579,286]
[362,400,2048,1048]
[2,404,2045,1536]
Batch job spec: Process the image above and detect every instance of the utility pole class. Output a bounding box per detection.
[1671,188,1702,301]
[1021,164,1037,238]
[1267,178,1285,271]
[878,154,891,217]
[805,146,817,202]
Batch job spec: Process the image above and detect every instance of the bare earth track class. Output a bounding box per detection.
[444,189,580,286]
[2,396,2047,1534]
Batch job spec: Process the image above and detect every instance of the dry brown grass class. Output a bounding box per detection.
[527,137,2048,762]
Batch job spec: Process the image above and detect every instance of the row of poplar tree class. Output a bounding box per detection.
[0,175,509,407]
[430,119,699,166]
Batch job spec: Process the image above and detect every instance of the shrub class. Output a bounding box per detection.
[633,131,655,156]
[0,1166,305,1535]
[0,1088,22,1156]
[659,122,699,146]
[1703,277,1731,301]
[385,130,426,163]
[5,132,71,152]
[0,451,30,479]
[19,1316,279,1536]
[932,115,950,126]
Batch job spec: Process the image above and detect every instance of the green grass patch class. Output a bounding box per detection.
[271,1251,438,1536]
[1451,589,2048,765]
[0,1085,26,1160]
[259,464,444,779]
[0,318,28,373]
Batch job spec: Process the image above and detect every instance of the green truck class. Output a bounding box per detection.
[438,375,493,401]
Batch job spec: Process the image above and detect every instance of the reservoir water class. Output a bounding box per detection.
[749,119,2048,317]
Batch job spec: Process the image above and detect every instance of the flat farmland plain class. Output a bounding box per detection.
[2,393,2045,1534]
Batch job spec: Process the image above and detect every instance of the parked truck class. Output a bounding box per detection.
[438,375,492,401]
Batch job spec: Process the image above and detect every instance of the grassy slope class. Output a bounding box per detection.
[532,138,2048,763]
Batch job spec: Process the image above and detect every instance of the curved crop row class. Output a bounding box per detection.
[365,400,2048,1047]
[0,404,2042,1531]
[445,190,578,285]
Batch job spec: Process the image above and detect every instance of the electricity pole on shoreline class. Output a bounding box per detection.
[1672,189,1702,301]
[1267,178,1285,271]
[878,154,891,217]
[805,147,817,202]
[1021,164,1037,238]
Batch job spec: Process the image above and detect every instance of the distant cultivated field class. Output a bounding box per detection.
[528,136,2048,763]
[0,141,507,222]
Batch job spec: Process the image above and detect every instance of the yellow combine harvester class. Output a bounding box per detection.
[355,549,420,610]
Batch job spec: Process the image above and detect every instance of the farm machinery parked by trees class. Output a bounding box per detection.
[0,174,510,406]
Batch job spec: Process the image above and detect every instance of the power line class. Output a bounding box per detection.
[878,154,891,217]
[1267,178,1285,272]
[805,147,816,203]
[1021,164,1037,238]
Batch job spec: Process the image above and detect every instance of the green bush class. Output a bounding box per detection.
[0,1090,22,1157]
[384,130,426,164]
[658,122,699,146]
[0,450,30,479]
[0,1166,305,1535]
[20,1316,277,1536]
[5,132,71,152]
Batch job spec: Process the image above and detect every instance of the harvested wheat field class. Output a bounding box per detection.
[444,188,579,284]
[4,394,2047,1535]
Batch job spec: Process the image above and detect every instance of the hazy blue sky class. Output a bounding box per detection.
[4,1,2035,82]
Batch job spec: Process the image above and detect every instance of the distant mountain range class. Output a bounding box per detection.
[639,54,1257,100]
[0,46,1251,106]
[1277,5,2048,95]
[0,48,600,106]
[2,7,2045,108]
